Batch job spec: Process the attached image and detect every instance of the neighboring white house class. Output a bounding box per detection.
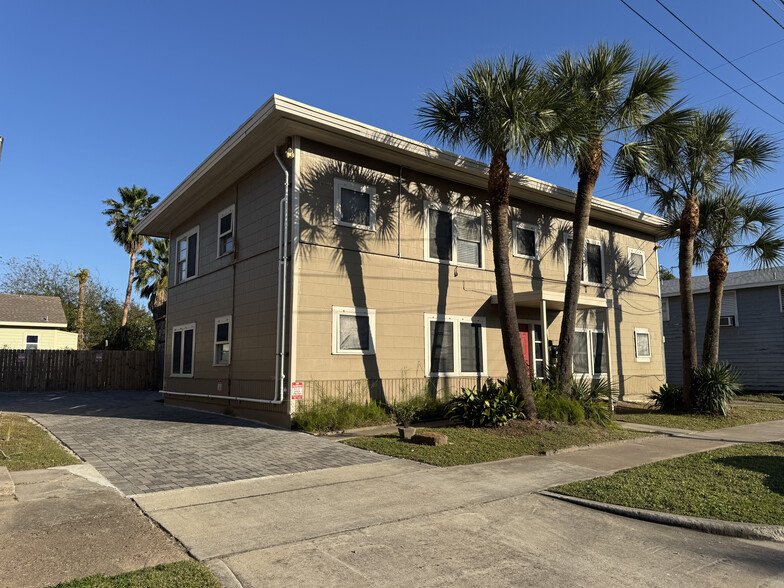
[0,294,78,350]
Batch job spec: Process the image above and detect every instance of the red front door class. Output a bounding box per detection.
[519,324,531,373]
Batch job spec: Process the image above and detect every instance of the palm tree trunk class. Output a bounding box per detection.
[557,146,601,396]
[122,251,136,327]
[488,151,537,419]
[679,194,699,407]
[77,279,86,350]
[702,248,728,366]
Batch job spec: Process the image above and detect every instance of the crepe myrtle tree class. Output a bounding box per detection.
[544,41,686,395]
[616,109,778,406]
[417,54,573,420]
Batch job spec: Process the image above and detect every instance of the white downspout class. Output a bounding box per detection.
[273,147,291,404]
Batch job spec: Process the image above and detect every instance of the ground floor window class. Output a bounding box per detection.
[634,328,651,362]
[172,323,195,376]
[332,307,376,355]
[25,335,38,350]
[572,329,608,377]
[425,313,486,376]
[214,316,231,365]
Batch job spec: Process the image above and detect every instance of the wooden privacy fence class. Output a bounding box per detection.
[0,349,158,392]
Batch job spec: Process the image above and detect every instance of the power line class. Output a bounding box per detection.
[656,0,784,109]
[619,0,784,128]
[752,0,784,30]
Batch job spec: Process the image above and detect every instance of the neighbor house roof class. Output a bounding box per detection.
[660,266,784,297]
[137,95,666,238]
[0,294,69,327]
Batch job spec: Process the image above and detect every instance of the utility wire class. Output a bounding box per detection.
[619,0,784,128]
[752,0,784,30]
[656,0,784,108]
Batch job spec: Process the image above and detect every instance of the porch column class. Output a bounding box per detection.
[540,298,549,369]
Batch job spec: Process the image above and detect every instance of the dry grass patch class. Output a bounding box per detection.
[0,413,80,471]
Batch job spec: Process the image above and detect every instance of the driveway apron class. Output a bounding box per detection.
[0,390,388,495]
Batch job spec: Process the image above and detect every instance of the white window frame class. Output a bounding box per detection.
[333,179,377,231]
[216,205,235,258]
[628,247,647,279]
[423,313,488,377]
[513,222,539,260]
[175,226,199,284]
[332,306,376,355]
[25,335,39,350]
[634,328,652,362]
[564,234,606,286]
[424,200,484,268]
[661,298,670,322]
[171,323,196,377]
[571,328,608,377]
[213,316,232,366]
[720,290,739,327]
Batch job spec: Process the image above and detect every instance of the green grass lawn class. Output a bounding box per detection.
[341,421,649,467]
[551,442,784,525]
[736,392,784,404]
[614,405,784,431]
[50,561,219,588]
[0,413,80,471]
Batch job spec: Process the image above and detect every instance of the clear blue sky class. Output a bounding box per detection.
[2,0,783,298]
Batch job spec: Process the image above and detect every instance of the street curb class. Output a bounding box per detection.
[539,490,784,543]
[0,466,14,496]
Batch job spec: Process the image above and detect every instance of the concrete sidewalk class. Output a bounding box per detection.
[0,465,188,588]
[133,418,784,587]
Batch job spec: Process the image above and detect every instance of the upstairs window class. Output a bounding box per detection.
[214,316,231,365]
[425,313,486,376]
[25,335,39,350]
[217,206,234,257]
[334,179,376,230]
[662,298,670,322]
[572,330,608,376]
[426,202,483,267]
[332,307,376,355]
[628,248,646,278]
[720,291,739,327]
[172,324,195,376]
[565,236,605,286]
[514,222,538,259]
[176,227,199,283]
[634,328,651,361]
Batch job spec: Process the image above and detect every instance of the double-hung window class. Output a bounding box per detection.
[25,335,39,350]
[426,202,483,267]
[565,235,604,285]
[661,298,670,322]
[572,329,608,377]
[634,328,651,361]
[332,307,376,355]
[425,313,486,376]
[628,248,646,278]
[334,179,376,230]
[176,227,199,283]
[513,222,538,259]
[214,316,231,365]
[217,206,234,257]
[171,324,195,376]
[719,291,739,327]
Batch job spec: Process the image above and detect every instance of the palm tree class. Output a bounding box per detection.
[661,188,783,365]
[72,268,89,349]
[545,42,683,394]
[617,109,778,406]
[135,238,169,387]
[417,55,568,420]
[102,186,159,328]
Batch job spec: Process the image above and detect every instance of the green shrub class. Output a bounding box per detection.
[533,372,613,426]
[535,392,586,424]
[448,379,524,427]
[692,363,742,416]
[648,383,682,412]
[292,397,389,432]
[390,400,418,426]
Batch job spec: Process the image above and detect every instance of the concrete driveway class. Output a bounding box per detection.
[0,390,388,495]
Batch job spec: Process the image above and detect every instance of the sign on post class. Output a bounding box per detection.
[291,381,304,401]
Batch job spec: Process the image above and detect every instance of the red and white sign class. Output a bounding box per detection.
[217,380,223,392]
[95,353,103,363]
[291,381,304,401]
[17,353,25,362]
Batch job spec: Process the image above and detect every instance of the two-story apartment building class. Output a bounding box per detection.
[137,95,666,427]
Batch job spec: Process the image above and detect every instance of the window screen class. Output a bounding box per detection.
[573,331,589,373]
[172,330,182,373]
[516,226,536,258]
[186,233,198,278]
[430,320,454,373]
[592,331,608,374]
[635,331,651,358]
[182,329,194,374]
[218,211,233,256]
[340,187,370,227]
[629,250,644,276]
[339,313,371,351]
[585,242,603,284]
[455,213,481,266]
[429,208,452,261]
[459,322,483,373]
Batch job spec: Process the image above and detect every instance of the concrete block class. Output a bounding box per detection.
[410,432,448,446]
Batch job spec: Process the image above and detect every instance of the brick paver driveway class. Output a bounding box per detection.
[0,391,388,495]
